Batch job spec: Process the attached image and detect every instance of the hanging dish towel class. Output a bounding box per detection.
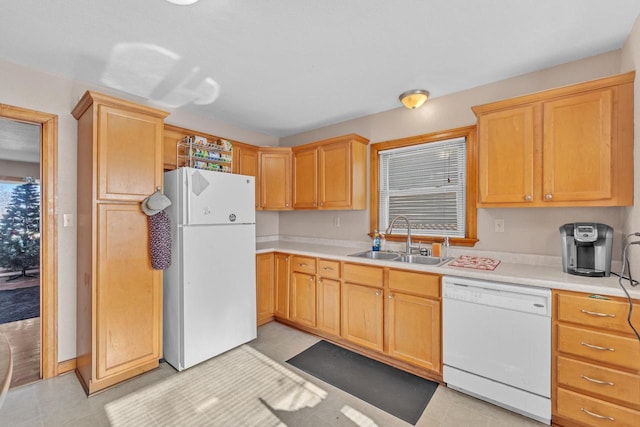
[141,189,172,270]
[148,210,171,270]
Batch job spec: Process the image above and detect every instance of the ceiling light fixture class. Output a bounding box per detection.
[399,89,430,109]
[166,0,199,5]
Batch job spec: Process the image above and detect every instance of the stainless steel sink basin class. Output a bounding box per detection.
[348,251,452,266]
[348,251,401,260]
[393,254,452,266]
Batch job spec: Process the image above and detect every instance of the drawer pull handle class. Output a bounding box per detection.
[298,263,307,267]
[581,309,616,318]
[581,341,615,352]
[581,375,614,386]
[322,267,334,271]
[580,408,614,421]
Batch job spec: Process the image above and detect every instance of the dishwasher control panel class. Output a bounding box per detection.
[442,276,551,316]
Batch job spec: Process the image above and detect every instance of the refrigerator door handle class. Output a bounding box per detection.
[185,170,192,225]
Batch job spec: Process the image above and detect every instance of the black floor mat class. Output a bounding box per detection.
[286,340,438,425]
[0,285,40,324]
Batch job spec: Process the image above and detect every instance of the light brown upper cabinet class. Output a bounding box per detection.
[292,134,369,210]
[72,91,168,395]
[233,143,260,208]
[259,147,293,210]
[473,72,634,208]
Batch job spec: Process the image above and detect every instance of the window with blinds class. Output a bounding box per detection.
[378,137,466,238]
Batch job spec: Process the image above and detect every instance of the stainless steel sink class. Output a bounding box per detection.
[348,251,401,260]
[348,251,452,266]
[392,254,452,266]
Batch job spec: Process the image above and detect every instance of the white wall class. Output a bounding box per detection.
[0,58,279,362]
[279,51,629,258]
[621,15,640,280]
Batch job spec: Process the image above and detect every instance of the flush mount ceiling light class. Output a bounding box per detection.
[166,0,199,5]
[399,89,430,109]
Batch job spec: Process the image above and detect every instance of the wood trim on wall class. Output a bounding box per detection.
[57,358,76,375]
[0,104,58,379]
[369,125,479,247]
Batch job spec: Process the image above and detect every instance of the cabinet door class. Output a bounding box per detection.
[290,272,316,328]
[542,89,613,202]
[235,145,260,208]
[274,253,291,319]
[98,105,163,201]
[387,292,441,372]
[319,141,352,209]
[292,148,318,209]
[477,105,535,204]
[256,253,274,325]
[96,204,161,380]
[259,150,292,210]
[317,277,341,336]
[342,282,383,352]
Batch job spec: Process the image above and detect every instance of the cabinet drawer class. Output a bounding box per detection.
[557,292,640,335]
[388,269,440,299]
[557,324,640,370]
[291,255,316,274]
[343,263,383,288]
[557,387,640,427]
[318,259,340,279]
[557,356,640,409]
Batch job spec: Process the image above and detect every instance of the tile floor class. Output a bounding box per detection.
[0,322,546,426]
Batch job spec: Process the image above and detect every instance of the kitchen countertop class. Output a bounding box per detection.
[256,240,640,300]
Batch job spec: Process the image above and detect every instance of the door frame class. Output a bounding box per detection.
[0,104,58,379]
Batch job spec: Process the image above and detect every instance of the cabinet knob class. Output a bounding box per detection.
[524,194,532,201]
[285,203,289,207]
[388,293,394,299]
[320,202,324,206]
[544,193,553,200]
[375,290,381,296]
[308,277,314,282]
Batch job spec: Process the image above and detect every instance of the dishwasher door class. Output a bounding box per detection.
[442,276,552,423]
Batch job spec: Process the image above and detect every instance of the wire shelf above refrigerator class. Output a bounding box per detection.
[176,136,233,173]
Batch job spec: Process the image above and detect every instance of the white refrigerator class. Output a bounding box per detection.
[163,167,257,371]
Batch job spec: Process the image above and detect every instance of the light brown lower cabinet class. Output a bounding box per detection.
[386,269,441,373]
[341,282,384,352]
[553,290,640,427]
[290,271,317,328]
[274,253,291,319]
[256,253,274,325]
[257,253,443,380]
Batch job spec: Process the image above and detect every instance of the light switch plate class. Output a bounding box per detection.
[494,219,504,233]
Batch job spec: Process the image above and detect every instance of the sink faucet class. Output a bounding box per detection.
[385,215,418,254]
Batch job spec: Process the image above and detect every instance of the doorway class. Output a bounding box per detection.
[0,104,58,384]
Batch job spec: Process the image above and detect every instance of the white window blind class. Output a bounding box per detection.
[378,137,466,238]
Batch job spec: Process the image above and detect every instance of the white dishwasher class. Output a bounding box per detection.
[442,276,552,425]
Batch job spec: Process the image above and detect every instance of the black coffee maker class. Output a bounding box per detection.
[560,223,613,277]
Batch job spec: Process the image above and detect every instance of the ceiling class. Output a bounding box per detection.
[1,0,639,138]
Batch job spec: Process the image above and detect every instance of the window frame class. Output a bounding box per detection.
[369,125,478,247]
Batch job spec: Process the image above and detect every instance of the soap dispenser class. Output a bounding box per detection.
[372,230,381,252]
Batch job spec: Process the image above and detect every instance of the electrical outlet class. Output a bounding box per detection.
[333,216,341,227]
[495,219,505,233]
[63,213,74,227]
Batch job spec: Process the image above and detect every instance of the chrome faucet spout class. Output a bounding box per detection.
[385,215,415,254]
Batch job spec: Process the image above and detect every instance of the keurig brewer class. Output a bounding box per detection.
[560,223,613,277]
